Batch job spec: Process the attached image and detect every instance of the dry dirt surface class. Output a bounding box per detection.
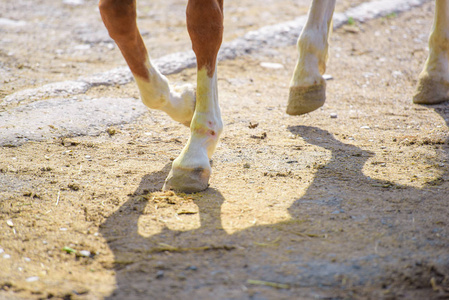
[1,0,449,299]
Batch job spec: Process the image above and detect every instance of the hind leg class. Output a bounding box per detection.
[413,0,449,104]
[163,0,224,192]
[287,0,335,115]
[99,0,195,125]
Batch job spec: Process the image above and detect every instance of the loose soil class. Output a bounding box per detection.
[1,1,448,299]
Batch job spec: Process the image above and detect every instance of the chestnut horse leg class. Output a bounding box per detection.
[163,0,224,192]
[99,0,195,126]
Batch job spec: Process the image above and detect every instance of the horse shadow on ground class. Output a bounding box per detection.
[99,105,449,299]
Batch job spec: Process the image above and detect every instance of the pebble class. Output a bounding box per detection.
[330,113,338,119]
[63,0,84,5]
[25,276,39,282]
[156,270,164,279]
[3,254,11,259]
[260,62,284,69]
[6,219,14,227]
[392,70,403,77]
[0,18,27,27]
[0,249,3,254]
[187,265,198,271]
[323,74,333,80]
[24,257,31,262]
[79,250,91,257]
[74,44,91,51]
[360,126,370,129]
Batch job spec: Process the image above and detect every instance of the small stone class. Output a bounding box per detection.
[106,127,116,136]
[243,163,251,169]
[79,250,91,257]
[155,261,165,269]
[360,126,370,129]
[156,270,164,279]
[0,249,4,254]
[186,265,198,271]
[323,74,333,80]
[330,113,338,119]
[342,24,360,33]
[0,18,27,27]
[24,257,31,262]
[6,219,14,227]
[26,276,39,282]
[68,183,80,191]
[260,62,284,69]
[63,0,84,5]
[3,254,11,259]
[74,44,91,51]
[392,70,403,77]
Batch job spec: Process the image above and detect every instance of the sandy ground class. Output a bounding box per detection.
[1,0,448,299]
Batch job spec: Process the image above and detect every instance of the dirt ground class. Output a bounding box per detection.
[1,0,448,299]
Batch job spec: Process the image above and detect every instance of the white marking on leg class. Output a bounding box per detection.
[163,67,223,192]
[420,0,449,82]
[291,0,335,88]
[414,0,449,104]
[135,58,195,125]
[287,0,335,115]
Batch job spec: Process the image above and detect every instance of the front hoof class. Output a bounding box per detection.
[413,76,449,104]
[287,82,326,115]
[163,165,211,193]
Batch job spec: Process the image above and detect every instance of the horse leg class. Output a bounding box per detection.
[99,0,195,126]
[414,0,449,104]
[163,0,224,192]
[287,0,336,115]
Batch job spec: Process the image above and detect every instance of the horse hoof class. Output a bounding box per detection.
[413,76,449,104]
[163,165,210,193]
[286,82,326,115]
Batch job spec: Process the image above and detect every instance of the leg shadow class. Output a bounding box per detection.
[99,164,229,299]
[99,121,449,298]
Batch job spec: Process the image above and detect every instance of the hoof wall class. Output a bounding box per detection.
[163,166,210,193]
[287,83,326,115]
[413,76,449,104]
